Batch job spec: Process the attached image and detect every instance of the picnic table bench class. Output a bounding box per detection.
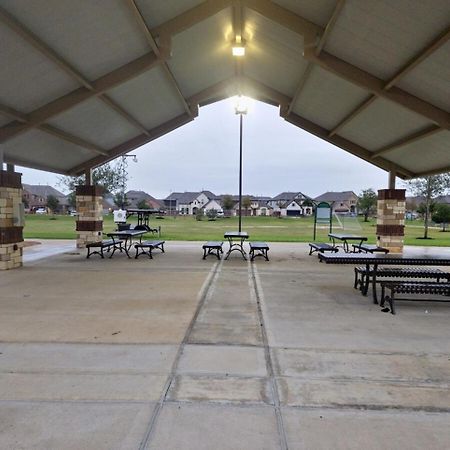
[354,266,449,297]
[309,242,338,256]
[86,239,123,259]
[202,241,223,260]
[249,242,269,261]
[380,281,450,314]
[352,243,389,254]
[134,240,165,259]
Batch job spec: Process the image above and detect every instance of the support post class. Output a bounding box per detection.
[6,164,15,173]
[238,113,243,232]
[0,167,24,270]
[85,168,93,185]
[75,181,103,249]
[376,189,405,254]
[388,171,396,189]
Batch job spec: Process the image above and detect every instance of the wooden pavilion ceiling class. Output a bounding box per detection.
[0,0,449,178]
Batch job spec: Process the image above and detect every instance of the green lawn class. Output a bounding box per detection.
[23,214,450,246]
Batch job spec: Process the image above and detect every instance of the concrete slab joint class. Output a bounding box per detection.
[0,169,24,270]
[377,189,405,254]
[75,184,104,248]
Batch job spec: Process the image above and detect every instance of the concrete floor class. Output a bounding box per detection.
[0,240,449,449]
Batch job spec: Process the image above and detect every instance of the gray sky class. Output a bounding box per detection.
[19,98,393,199]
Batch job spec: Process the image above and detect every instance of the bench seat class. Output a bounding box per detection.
[354,266,449,293]
[309,242,338,256]
[86,239,123,259]
[134,240,165,259]
[352,244,389,254]
[249,242,269,261]
[202,241,223,260]
[380,281,450,314]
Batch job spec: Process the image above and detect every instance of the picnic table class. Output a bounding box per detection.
[318,252,450,304]
[106,229,147,258]
[328,233,368,253]
[126,209,161,234]
[224,231,249,260]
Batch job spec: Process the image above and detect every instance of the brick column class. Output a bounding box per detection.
[75,185,103,248]
[377,189,405,254]
[0,170,24,270]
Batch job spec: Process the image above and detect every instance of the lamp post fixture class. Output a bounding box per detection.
[235,97,248,232]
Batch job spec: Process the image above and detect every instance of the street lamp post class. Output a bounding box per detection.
[120,154,137,209]
[235,97,248,232]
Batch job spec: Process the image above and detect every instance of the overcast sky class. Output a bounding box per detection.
[19,97,396,199]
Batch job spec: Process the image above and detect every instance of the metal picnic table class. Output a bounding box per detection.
[106,229,147,258]
[224,231,249,260]
[328,233,368,253]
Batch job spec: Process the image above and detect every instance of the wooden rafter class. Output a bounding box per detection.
[371,125,442,159]
[0,104,108,156]
[0,6,154,142]
[0,51,162,143]
[125,0,194,117]
[328,26,450,137]
[287,0,345,115]
[284,112,414,178]
[69,112,196,174]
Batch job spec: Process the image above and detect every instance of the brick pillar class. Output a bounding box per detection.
[0,170,24,270]
[377,189,405,254]
[75,185,103,248]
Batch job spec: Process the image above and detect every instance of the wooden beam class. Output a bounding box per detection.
[3,155,70,175]
[243,0,321,44]
[304,48,450,129]
[328,26,450,136]
[284,111,414,178]
[187,77,237,107]
[371,125,442,159]
[0,103,108,156]
[125,0,194,116]
[69,112,196,175]
[415,164,450,178]
[287,0,344,115]
[0,51,162,143]
[151,0,232,39]
[240,76,291,108]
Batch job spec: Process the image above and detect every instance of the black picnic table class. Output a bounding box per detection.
[328,233,368,253]
[224,231,249,260]
[126,209,161,233]
[107,229,147,258]
[318,252,450,303]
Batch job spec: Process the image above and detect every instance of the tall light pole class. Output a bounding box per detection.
[235,97,248,232]
[120,154,137,208]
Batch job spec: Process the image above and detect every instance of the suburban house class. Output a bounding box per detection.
[203,199,223,215]
[314,191,359,214]
[268,192,313,216]
[125,190,164,210]
[22,184,68,213]
[164,191,216,215]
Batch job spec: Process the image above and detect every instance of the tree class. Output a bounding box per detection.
[58,160,128,196]
[357,188,377,222]
[408,174,450,239]
[47,195,59,213]
[113,192,129,209]
[206,209,218,221]
[242,196,252,216]
[432,204,450,231]
[222,195,235,211]
[137,199,149,209]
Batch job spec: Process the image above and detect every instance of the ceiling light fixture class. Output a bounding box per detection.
[232,36,245,56]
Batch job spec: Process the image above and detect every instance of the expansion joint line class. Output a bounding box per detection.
[249,263,289,450]
[138,258,224,450]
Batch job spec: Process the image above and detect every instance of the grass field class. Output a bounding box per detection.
[23,214,450,246]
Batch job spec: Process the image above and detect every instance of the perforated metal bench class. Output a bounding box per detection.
[249,242,269,261]
[134,240,165,259]
[202,241,223,260]
[309,243,338,256]
[380,281,450,314]
[354,266,449,294]
[86,239,123,259]
[352,244,389,254]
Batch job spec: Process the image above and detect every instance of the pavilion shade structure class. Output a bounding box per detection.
[0,0,448,178]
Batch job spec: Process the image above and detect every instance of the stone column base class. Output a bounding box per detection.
[377,189,405,254]
[0,242,24,270]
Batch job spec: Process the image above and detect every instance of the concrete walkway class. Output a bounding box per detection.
[0,241,449,449]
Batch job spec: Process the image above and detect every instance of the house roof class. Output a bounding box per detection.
[126,190,164,208]
[272,192,311,202]
[314,191,357,203]
[0,1,449,179]
[23,184,65,198]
